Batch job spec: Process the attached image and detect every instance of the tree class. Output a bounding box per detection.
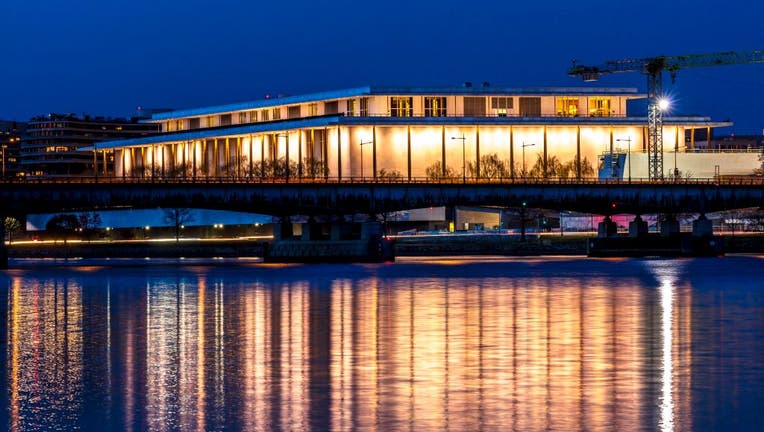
[467,153,509,179]
[3,217,22,243]
[425,161,458,181]
[46,214,81,244]
[163,208,194,242]
[77,212,102,242]
[377,168,403,180]
[302,157,329,179]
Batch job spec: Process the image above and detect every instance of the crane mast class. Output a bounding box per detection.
[569,50,764,180]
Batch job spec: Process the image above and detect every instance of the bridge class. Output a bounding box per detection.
[2,176,762,216]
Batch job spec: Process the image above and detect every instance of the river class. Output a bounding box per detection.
[1,256,762,431]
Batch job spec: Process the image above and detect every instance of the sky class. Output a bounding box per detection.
[2,0,763,133]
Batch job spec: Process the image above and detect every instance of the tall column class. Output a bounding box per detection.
[690,128,695,150]
[576,125,582,179]
[509,126,514,179]
[543,125,548,178]
[298,130,303,179]
[475,126,480,179]
[407,125,412,181]
[337,126,342,180]
[441,125,447,178]
[373,126,378,180]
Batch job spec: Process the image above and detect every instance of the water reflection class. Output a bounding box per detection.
[2,258,763,431]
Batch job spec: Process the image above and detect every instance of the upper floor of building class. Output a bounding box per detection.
[148,86,644,133]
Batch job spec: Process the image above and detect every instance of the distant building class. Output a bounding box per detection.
[0,121,25,178]
[92,85,744,180]
[21,113,160,176]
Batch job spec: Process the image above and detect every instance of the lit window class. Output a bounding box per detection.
[205,116,215,127]
[261,110,269,121]
[390,97,413,117]
[239,112,247,123]
[491,97,513,117]
[360,98,369,117]
[589,98,612,117]
[272,107,281,120]
[288,105,300,119]
[167,121,175,132]
[424,97,447,117]
[346,99,356,116]
[176,120,183,130]
[308,103,318,116]
[556,97,579,117]
[249,111,258,122]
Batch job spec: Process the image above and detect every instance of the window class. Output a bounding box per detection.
[205,116,215,128]
[390,97,413,117]
[308,103,318,116]
[324,101,339,115]
[360,98,369,117]
[220,114,232,126]
[463,97,486,117]
[167,121,175,132]
[519,97,541,117]
[346,99,356,116]
[424,97,447,117]
[288,105,301,119]
[239,112,248,123]
[261,110,269,121]
[556,97,579,117]
[189,118,200,129]
[589,97,612,117]
[491,97,513,117]
[249,111,258,122]
[272,107,281,120]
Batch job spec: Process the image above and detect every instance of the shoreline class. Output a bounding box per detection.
[4,233,764,267]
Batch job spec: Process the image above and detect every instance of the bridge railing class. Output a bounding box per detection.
[2,175,764,186]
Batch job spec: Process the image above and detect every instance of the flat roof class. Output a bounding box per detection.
[150,86,643,121]
[86,115,730,151]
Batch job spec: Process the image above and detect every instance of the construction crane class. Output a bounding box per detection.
[568,50,764,180]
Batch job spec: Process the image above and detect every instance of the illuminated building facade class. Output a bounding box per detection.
[1,121,24,178]
[96,86,742,181]
[22,113,159,177]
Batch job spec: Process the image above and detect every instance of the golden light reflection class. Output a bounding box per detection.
[2,265,699,431]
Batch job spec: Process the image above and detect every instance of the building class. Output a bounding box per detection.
[0,121,25,178]
[21,113,160,176]
[92,85,756,181]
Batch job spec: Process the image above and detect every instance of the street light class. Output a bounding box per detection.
[359,139,372,179]
[521,142,535,178]
[616,137,632,182]
[451,134,467,183]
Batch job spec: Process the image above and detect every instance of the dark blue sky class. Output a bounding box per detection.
[3,0,763,133]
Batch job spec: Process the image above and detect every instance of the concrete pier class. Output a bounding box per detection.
[628,215,648,238]
[660,215,680,237]
[598,216,617,238]
[692,214,713,237]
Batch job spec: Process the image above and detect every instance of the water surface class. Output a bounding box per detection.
[1,256,762,431]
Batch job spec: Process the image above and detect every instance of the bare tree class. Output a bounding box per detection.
[78,212,102,242]
[164,208,194,242]
[425,161,458,181]
[467,153,509,179]
[46,214,81,244]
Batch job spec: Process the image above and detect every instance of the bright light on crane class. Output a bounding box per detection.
[568,49,764,180]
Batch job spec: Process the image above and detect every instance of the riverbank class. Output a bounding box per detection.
[6,233,764,260]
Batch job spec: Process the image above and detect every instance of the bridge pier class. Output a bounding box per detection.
[660,215,680,237]
[628,215,648,238]
[273,218,294,241]
[692,214,713,237]
[598,216,617,238]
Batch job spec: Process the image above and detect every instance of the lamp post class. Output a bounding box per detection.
[522,142,535,178]
[451,134,467,183]
[616,137,632,182]
[359,139,372,179]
